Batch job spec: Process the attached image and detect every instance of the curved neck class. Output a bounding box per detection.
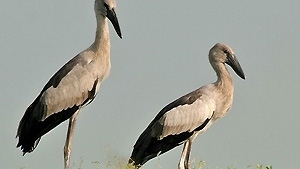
[90,15,111,54]
[213,63,234,90]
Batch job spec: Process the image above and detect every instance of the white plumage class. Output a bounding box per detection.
[16,0,121,169]
[129,43,245,169]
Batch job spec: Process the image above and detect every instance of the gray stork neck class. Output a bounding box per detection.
[90,15,111,54]
[213,63,234,91]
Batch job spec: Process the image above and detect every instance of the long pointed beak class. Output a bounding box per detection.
[107,8,122,39]
[226,54,245,80]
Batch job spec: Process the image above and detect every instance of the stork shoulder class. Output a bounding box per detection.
[151,87,216,139]
[38,53,101,121]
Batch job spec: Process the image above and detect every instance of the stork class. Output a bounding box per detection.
[16,0,121,168]
[128,43,245,169]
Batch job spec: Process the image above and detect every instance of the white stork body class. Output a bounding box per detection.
[16,0,122,168]
[129,43,245,169]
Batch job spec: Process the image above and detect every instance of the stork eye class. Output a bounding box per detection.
[104,3,109,10]
[224,50,229,54]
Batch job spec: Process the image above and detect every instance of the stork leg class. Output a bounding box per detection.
[64,110,80,169]
[178,139,192,169]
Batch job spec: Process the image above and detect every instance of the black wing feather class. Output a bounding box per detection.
[16,55,98,155]
[130,88,208,166]
[42,55,80,91]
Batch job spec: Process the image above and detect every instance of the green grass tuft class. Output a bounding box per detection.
[73,158,273,169]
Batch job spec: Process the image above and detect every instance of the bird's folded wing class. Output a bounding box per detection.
[153,97,215,139]
[35,55,100,121]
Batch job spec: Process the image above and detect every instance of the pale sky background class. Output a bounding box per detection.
[1,0,299,169]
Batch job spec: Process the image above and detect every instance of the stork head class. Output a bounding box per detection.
[209,43,245,79]
[95,0,122,38]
